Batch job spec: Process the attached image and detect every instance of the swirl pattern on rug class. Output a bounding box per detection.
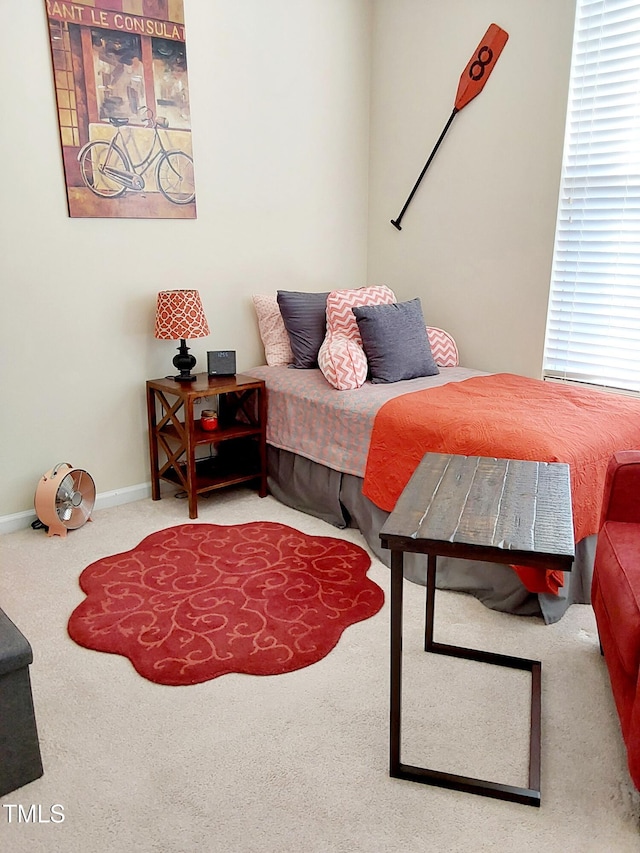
[67,521,383,685]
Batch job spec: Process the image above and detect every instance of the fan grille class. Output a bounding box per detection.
[56,470,95,529]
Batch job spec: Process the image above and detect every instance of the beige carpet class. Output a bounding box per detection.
[1,486,639,852]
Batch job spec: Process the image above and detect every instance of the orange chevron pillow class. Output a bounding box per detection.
[318,286,396,390]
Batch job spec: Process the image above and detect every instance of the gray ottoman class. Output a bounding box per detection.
[0,609,43,797]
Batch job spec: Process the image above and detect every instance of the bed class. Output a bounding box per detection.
[248,288,640,624]
[246,362,640,623]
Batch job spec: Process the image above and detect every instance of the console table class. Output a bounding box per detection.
[379,452,575,807]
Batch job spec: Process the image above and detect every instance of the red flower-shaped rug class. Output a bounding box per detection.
[67,521,384,685]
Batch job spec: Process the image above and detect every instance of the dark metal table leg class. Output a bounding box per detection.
[392,550,542,807]
[424,554,437,651]
[389,550,404,777]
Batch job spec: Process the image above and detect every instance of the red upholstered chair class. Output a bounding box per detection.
[591,450,640,790]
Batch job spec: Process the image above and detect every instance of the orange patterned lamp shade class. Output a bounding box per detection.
[154,289,210,382]
[154,289,210,340]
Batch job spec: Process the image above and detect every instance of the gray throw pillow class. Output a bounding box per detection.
[277,291,329,369]
[352,298,439,383]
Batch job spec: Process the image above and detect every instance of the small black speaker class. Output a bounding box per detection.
[207,350,236,376]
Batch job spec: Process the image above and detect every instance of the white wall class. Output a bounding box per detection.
[1,0,579,521]
[0,1,372,518]
[367,0,576,374]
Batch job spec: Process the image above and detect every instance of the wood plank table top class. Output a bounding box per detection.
[380,452,575,572]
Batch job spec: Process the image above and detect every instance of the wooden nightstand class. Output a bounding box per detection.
[146,373,267,519]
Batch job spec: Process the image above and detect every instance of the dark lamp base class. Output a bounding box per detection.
[172,339,197,382]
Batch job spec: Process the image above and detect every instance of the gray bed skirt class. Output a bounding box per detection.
[267,446,595,624]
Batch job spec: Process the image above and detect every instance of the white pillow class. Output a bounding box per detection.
[252,294,293,366]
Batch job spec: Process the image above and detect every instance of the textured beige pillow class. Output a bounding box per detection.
[252,294,294,366]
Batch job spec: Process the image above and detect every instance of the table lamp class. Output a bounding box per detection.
[154,289,210,382]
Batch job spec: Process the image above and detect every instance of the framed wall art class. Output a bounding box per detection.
[44,0,197,219]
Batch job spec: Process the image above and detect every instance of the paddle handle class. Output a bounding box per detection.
[391,108,458,231]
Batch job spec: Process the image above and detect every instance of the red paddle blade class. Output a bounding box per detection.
[454,23,509,112]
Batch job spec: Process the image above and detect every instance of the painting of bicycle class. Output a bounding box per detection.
[44,0,197,219]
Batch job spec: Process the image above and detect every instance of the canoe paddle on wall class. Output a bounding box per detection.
[390,23,509,231]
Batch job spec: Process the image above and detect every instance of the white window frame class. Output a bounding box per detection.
[543,0,640,395]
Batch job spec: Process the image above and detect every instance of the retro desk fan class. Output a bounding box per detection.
[34,463,96,537]
[391,23,509,230]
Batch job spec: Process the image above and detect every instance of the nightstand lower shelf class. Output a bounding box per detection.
[161,448,263,495]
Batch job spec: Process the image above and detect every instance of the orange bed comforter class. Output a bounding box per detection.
[363,373,640,594]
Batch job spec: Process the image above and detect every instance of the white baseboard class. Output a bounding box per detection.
[0,509,38,536]
[0,482,152,536]
[94,482,152,511]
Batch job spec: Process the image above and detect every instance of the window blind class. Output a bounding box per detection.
[543,0,640,394]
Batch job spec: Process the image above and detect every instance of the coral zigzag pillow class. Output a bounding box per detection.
[319,336,368,391]
[427,327,459,367]
[318,286,396,390]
